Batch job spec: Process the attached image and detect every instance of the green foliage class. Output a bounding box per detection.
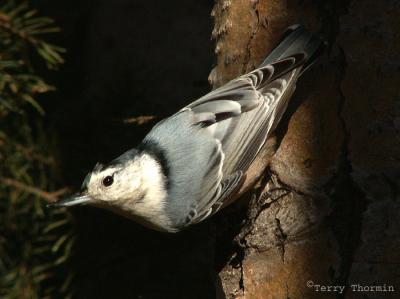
[0,1,64,116]
[0,1,73,298]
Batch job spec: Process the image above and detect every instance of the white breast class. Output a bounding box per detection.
[119,153,173,230]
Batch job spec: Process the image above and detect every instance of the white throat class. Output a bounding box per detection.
[118,153,171,230]
[139,153,168,204]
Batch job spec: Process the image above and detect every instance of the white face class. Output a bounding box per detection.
[83,161,143,203]
[61,153,172,231]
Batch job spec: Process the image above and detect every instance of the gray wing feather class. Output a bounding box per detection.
[180,58,303,226]
[193,112,216,125]
[150,25,324,229]
[192,100,241,116]
[190,171,243,225]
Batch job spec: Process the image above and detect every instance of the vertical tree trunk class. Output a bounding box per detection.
[211,1,400,298]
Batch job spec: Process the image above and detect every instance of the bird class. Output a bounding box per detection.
[49,25,324,233]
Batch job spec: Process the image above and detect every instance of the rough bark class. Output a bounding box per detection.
[211,1,400,298]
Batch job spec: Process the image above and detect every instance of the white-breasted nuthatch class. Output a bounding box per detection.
[50,25,324,232]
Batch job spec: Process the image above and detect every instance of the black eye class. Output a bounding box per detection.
[102,175,114,187]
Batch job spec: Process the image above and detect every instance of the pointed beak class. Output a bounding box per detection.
[47,193,93,208]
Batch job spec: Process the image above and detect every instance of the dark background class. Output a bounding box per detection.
[38,0,221,298]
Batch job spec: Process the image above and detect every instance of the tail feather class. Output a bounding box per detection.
[260,25,325,72]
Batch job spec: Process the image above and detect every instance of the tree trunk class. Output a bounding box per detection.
[211,1,400,298]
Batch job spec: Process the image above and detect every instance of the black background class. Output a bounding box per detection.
[38,1,225,298]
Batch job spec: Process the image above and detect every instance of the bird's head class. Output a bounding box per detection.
[49,148,171,231]
[51,149,145,208]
